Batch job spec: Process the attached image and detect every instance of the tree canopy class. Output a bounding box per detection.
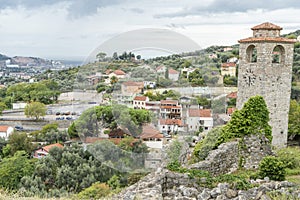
[24,101,47,120]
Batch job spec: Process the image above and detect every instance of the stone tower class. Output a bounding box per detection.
[237,22,296,148]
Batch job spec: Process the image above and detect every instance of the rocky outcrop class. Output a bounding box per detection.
[189,135,273,176]
[189,141,239,176]
[113,168,300,200]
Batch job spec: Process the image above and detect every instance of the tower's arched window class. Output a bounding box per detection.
[246,45,257,63]
[272,45,285,63]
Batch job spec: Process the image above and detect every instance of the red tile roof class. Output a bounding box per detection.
[122,81,144,87]
[227,107,237,115]
[188,109,212,118]
[105,69,112,75]
[251,22,282,30]
[239,37,296,44]
[113,69,126,75]
[159,119,183,126]
[42,143,64,152]
[0,126,10,132]
[222,62,236,68]
[134,96,147,101]
[160,106,181,109]
[156,65,165,71]
[160,100,178,105]
[85,137,138,145]
[140,124,163,139]
[169,68,179,74]
[108,128,129,138]
[227,91,237,99]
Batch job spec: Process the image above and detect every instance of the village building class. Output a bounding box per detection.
[158,118,184,135]
[168,68,180,81]
[0,126,14,140]
[186,108,213,132]
[221,62,237,77]
[133,96,149,109]
[160,99,181,119]
[33,143,64,159]
[121,81,144,96]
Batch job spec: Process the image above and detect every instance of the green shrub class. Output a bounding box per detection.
[192,127,222,162]
[217,96,272,147]
[277,147,300,169]
[258,156,286,181]
[77,182,111,199]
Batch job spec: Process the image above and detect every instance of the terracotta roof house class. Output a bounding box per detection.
[140,124,163,149]
[221,62,236,77]
[160,100,181,119]
[187,109,213,132]
[0,126,14,140]
[121,81,144,95]
[156,65,166,73]
[133,96,149,109]
[34,143,64,159]
[108,128,130,138]
[168,68,180,81]
[158,118,184,135]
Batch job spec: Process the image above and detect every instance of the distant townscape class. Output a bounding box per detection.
[0,23,299,199]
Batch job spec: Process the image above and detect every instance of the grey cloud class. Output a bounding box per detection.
[128,8,144,14]
[0,0,123,17]
[155,0,300,18]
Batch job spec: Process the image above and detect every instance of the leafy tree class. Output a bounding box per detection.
[288,100,300,140]
[196,96,211,108]
[0,151,36,190]
[217,96,272,147]
[0,101,7,115]
[188,69,206,86]
[6,132,35,156]
[96,52,106,61]
[110,76,118,85]
[112,52,118,60]
[68,122,79,138]
[25,101,47,120]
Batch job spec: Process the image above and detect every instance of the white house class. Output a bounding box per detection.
[221,62,236,77]
[0,126,14,140]
[168,68,180,81]
[186,109,213,132]
[156,65,166,74]
[133,96,149,109]
[140,124,163,149]
[158,118,184,135]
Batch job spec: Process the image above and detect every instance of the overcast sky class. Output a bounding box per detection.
[0,0,299,61]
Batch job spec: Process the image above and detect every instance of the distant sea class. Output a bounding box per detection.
[59,60,84,67]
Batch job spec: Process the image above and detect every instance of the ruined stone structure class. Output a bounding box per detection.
[237,22,296,148]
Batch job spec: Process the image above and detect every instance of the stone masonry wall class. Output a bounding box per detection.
[188,134,273,176]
